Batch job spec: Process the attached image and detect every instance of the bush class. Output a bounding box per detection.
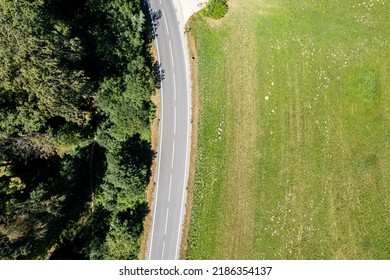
[203,0,228,19]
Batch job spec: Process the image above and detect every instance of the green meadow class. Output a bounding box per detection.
[188,0,390,259]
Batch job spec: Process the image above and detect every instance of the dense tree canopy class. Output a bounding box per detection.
[0,0,155,259]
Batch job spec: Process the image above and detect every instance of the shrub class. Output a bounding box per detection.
[202,0,228,19]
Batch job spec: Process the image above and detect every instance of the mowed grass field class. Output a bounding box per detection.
[188,0,390,259]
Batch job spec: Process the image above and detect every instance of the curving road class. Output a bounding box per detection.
[147,0,191,260]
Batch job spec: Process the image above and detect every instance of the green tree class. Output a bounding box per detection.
[0,0,91,135]
[1,0,154,260]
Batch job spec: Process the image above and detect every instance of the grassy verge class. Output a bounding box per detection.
[188,0,390,259]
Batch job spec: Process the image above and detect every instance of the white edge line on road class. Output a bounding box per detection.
[175,12,192,260]
[147,0,163,260]
[162,10,170,36]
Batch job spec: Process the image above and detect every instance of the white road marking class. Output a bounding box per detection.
[173,72,176,101]
[175,9,192,260]
[174,106,177,135]
[162,10,169,36]
[168,173,173,202]
[161,241,165,259]
[147,0,163,260]
[169,41,174,67]
[164,207,170,235]
[171,140,175,169]
[149,1,164,259]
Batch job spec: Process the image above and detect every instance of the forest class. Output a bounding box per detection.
[0,0,156,259]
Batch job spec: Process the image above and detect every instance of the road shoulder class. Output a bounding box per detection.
[179,16,200,259]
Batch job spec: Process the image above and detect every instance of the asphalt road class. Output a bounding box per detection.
[148,0,191,260]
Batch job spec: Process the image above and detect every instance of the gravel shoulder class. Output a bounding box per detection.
[173,0,207,29]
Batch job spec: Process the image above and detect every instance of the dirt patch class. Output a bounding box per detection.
[216,2,259,258]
